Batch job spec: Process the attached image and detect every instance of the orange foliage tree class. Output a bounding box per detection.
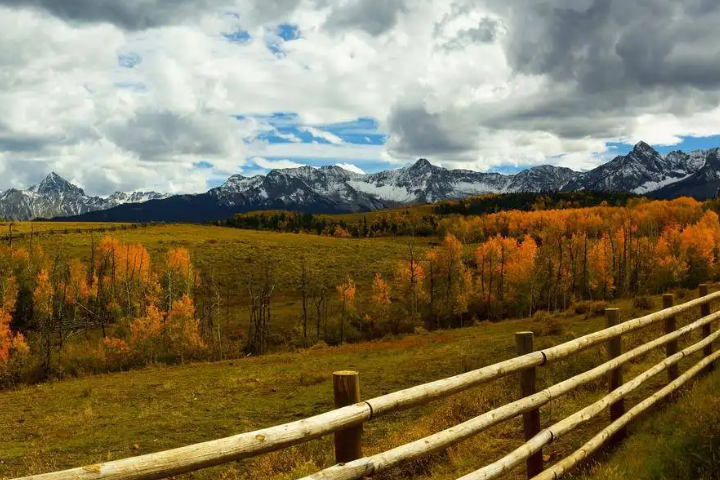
[363,273,392,336]
[336,276,356,343]
[394,242,426,321]
[0,248,29,377]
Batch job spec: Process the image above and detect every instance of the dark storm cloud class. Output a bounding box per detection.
[323,0,407,36]
[440,17,503,50]
[389,0,720,158]
[105,110,233,160]
[489,0,720,93]
[0,122,99,153]
[387,102,478,157]
[0,0,303,30]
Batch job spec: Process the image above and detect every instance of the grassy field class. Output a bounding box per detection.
[7,223,427,338]
[324,204,437,223]
[581,366,720,480]
[1,290,717,480]
[0,222,129,235]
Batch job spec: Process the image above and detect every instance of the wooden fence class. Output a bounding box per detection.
[14,286,720,480]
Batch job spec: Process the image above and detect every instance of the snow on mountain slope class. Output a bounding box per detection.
[563,142,706,194]
[10,140,720,222]
[0,173,168,220]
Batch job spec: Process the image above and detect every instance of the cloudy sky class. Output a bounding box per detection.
[2,0,720,196]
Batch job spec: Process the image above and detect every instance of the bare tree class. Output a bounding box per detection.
[406,241,421,318]
[200,269,224,360]
[311,277,329,342]
[246,260,275,355]
[299,258,309,347]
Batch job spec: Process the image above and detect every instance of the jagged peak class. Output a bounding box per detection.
[411,158,433,169]
[632,141,660,156]
[29,171,84,195]
[526,165,571,173]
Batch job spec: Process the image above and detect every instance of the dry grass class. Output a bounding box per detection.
[579,367,720,480]
[2,290,718,480]
[2,224,719,480]
[0,221,129,234]
[7,223,425,336]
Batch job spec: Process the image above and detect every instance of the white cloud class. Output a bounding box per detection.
[275,131,303,143]
[335,163,365,174]
[253,157,305,170]
[247,140,385,161]
[298,126,344,145]
[2,1,720,194]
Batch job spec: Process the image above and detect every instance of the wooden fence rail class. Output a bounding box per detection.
[15,286,720,480]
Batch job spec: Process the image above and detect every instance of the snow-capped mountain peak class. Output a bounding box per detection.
[8,140,720,223]
[29,172,85,196]
[0,174,169,221]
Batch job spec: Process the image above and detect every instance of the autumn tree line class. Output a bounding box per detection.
[221,191,638,239]
[2,197,720,386]
[222,209,438,238]
[0,237,208,385]
[237,197,720,351]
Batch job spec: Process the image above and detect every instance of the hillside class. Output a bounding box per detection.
[583,367,720,480]
[0,300,633,479]
[1,291,718,480]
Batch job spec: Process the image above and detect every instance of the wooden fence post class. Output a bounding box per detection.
[663,294,678,383]
[333,371,362,464]
[606,308,626,443]
[699,284,714,372]
[516,332,543,478]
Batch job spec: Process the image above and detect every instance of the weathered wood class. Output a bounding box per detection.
[606,308,626,443]
[663,294,678,382]
[457,326,720,480]
[364,289,720,419]
[14,403,373,480]
[333,371,362,463]
[539,290,720,364]
[516,332,542,478]
[700,284,714,371]
[16,291,720,480]
[297,310,720,480]
[533,348,720,480]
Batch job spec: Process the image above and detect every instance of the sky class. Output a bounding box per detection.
[2,0,720,196]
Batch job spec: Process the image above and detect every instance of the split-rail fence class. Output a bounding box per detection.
[14,285,720,480]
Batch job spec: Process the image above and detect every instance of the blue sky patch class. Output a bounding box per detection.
[266,24,301,56]
[194,161,214,169]
[238,114,388,146]
[267,42,283,56]
[277,24,301,41]
[117,52,142,69]
[223,29,251,44]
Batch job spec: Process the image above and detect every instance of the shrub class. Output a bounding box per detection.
[573,301,609,318]
[97,337,132,371]
[308,340,328,350]
[632,295,654,310]
[531,310,564,337]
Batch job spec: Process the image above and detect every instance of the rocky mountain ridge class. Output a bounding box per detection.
[8,141,720,222]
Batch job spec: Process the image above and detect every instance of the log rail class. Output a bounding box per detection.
[14,286,720,480]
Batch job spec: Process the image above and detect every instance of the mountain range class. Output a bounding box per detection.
[4,141,720,223]
[0,173,167,221]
